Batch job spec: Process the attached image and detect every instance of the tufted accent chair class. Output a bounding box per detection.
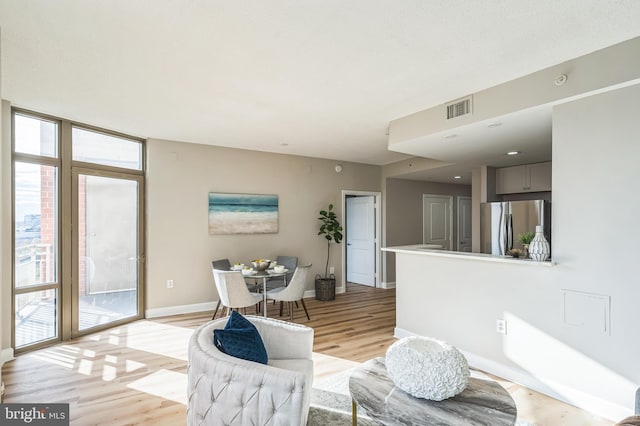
[187,315,314,426]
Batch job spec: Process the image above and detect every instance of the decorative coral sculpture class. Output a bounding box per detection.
[385,336,469,401]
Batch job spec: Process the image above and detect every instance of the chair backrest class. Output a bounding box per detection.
[271,264,311,301]
[211,268,231,306]
[213,270,260,309]
[276,255,298,270]
[275,255,298,281]
[212,258,231,270]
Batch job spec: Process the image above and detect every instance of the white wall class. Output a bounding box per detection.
[145,138,381,315]
[394,84,640,421]
[551,83,640,396]
[388,37,640,150]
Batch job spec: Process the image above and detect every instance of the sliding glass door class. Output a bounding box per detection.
[70,125,145,336]
[72,170,143,332]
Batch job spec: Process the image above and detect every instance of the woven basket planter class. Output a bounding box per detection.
[314,275,335,301]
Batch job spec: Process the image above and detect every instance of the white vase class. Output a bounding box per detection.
[529,225,550,261]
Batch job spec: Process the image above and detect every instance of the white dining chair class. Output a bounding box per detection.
[265,255,298,291]
[266,264,312,321]
[212,269,262,319]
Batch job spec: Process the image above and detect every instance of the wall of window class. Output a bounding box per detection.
[11,108,145,352]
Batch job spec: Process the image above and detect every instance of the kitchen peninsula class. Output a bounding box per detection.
[383,237,631,422]
[380,39,640,422]
[384,245,554,266]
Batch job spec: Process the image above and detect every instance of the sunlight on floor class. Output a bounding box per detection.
[127,369,188,405]
[312,352,360,381]
[123,321,192,361]
[78,358,93,375]
[31,347,78,369]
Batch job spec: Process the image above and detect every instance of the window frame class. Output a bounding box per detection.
[11,109,63,350]
[11,107,146,352]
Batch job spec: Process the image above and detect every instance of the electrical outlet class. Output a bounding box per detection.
[167,279,174,289]
[329,266,335,274]
[496,319,507,335]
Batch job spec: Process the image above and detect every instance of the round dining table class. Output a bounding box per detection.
[241,269,288,317]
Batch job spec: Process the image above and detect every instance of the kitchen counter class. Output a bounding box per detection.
[383,245,554,266]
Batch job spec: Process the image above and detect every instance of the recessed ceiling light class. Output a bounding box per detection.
[507,151,520,156]
[444,134,457,139]
[280,143,289,146]
[487,122,502,128]
[454,175,462,179]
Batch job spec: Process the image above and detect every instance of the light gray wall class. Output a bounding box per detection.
[0,31,6,375]
[394,84,640,420]
[384,178,471,283]
[146,138,381,312]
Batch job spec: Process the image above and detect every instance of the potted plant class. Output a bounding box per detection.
[315,203,343,301]
[517,231,535,257]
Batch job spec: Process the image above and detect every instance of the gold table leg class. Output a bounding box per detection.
[352,399,357,426]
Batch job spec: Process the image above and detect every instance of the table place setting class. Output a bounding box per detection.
[231,259,288,275]
[268,266,287,274]
[231,263,245,271]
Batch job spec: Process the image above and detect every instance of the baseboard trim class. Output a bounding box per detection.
[1,348,15,366]
[394,327,630,422]
[146,288,340,319]
[380,281,396,289]
[304,285,345,300]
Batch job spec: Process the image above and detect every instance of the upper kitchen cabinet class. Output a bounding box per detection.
[496,162,552,194]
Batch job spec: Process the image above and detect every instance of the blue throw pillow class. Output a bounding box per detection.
[213,311,268,364]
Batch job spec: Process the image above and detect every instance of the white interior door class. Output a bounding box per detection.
[423,195,452,250]
[457,196,472,252]
[346,196,375,286]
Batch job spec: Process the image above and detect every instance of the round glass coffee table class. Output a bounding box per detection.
[349,357,517,425]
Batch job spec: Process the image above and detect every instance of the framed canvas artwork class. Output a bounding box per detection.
[208,192,279,234]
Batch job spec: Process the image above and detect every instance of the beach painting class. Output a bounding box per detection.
[208,192,279,234]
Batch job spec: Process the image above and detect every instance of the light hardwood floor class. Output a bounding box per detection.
[2,284,614,425]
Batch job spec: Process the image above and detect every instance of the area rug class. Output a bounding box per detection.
[308,367,536,426]
[308,368,376,426]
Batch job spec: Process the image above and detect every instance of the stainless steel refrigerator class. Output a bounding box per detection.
[479,200,551,256]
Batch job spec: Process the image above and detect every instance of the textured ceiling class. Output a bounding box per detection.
[1,1,639,166]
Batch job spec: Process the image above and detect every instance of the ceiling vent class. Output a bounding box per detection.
[446,96,472,120]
